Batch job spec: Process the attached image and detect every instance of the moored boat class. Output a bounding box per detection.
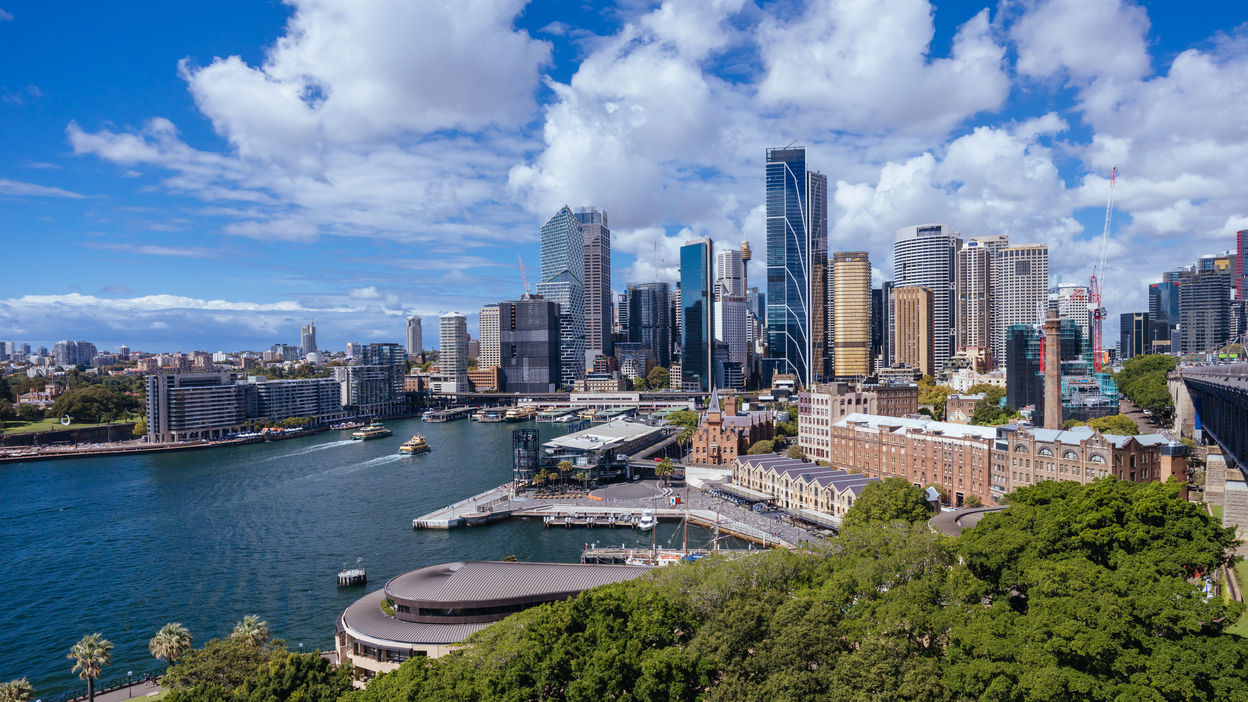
[331,420,366,431]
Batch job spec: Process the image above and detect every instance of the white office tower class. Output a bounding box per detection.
[714,248,748,372]
[1053,283,1090,340]
[535,206,587,387]
[300,322,317,356]
[991,244,1050,368]
[406,316,423,355]
[956,235,1008,368]
[439,313,469,393]
[894,224,961,372]
[478,304,501,369]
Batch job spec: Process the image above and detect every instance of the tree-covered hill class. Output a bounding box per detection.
[350,478,1248,702]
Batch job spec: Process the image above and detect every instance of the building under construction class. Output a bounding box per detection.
[1006,320,1119,426]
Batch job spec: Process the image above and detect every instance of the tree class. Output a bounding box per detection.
[232,652,351,702]
[1089,413,1140,436]
[746,439,775,455]
[0,678,35,702]
[1062,419,1086,429]
[633,374,649,391]
[150,622,193,667]
[163,637,286,692]
[647,366,669,390]
[49,385,140,424]
[68,633,113,702]
[133,415,148,438]
[16,403,42,422]
[556,460,573,485]
[231,616,269,647]
[0,399,16,423]
[786,445,805,461]
[918,376,954,420]
[655,458,675,486]
[963,494,983,508]
[841,477,932,529]
[665,409,700,444]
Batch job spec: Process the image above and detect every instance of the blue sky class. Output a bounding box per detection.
[1,0,1245,352]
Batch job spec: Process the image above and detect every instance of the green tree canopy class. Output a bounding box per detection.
[1088,414,1140,436]
[0,678,35,702]
[841,477,932,529]
[163,637,286,692]
[1115,354,1177,420]
[230,616,270,647]
[746,439,775,455]
[786,445,805,460]
[67,633,113,702]
[149,622,193,666]
[655,458,675,485]
[49,385,140,424]
[647,366,670,390]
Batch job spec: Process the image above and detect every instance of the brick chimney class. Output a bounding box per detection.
[1044,308,1062,429]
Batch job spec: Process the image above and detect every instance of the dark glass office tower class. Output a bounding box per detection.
[763,146,827,387]
[497,296,561,393]
[680,239,715,391]
[626,282,671,369]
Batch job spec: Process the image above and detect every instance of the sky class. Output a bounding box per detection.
[0,0,1245,353]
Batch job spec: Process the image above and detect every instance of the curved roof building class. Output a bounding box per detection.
[335,560,651,686]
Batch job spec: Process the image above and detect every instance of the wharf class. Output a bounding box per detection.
[424,406,476,422]
[413,485,795,548]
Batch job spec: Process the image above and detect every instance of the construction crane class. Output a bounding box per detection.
[518,254,531,297]
[1088,166,1117,373]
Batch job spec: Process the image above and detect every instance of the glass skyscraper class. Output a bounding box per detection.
[627,282,671,369]
[680,238,714,392]
[763,147,828,387]
[535,206,586,388]
[576,207,612,363]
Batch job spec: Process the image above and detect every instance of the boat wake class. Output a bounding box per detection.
[262,440,355,462]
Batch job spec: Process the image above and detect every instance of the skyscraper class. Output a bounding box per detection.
[535,206,586,388]
[300,322,317,357]
[894,224,959,372]
[406,316,423,355]
[892,286,935,377]
[1238,229,1248,301]
[577,207,612,362]
[955,235,1006,367]
[478,304,501,369]
[1180,259,1232,353]
[764,146,828,387]
[992,244,1049,370]
[1119,312,1150,360]
[876,281,894,368]
[439,312,468,393]
[832,251,871,378]
[1053,284,1090,341]
[714,248,748,375]
[680,238,715,391]
[627,282,671,369]
[497,296,561,393]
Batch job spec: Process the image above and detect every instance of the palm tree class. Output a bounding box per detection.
[67,633,113,702]
[0,678,36,702]
[149,622,193,667]
[231,615,269,646]
[655,458,675,487]
[556,460,572,486]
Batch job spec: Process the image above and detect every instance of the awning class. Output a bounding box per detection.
[795,508,842,529]
[715,482,774,502]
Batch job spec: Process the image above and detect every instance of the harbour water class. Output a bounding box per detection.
[0,418,729,696]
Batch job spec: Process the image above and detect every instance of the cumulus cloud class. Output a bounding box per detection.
[347,286,381,300]
[1010,0,1151,82]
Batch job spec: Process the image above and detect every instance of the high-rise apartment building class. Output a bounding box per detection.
[577,207,612,362]
[832,252,871,378]
[680,239,715,392]
[439,312,469,393]
[478,304,501,369]
[406,316,423,355]
[764,146,828,387]
[992,244,1049,370]
[535,205,586,387]
[894,224,959,372]
[497,296,561,393]
[53,340,97,366]
[299,322,317,357]
[892,286,935,377]
[954,235,1008,368]
[714,248,748,373]
[1238,229,1248,301]
[627,282,671,369]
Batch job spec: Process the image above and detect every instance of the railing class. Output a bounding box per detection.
[42,671,159,702]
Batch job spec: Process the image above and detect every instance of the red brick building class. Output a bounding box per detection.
[688,390,775,466]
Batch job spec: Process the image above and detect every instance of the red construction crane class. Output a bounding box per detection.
[1089,167,1117,373]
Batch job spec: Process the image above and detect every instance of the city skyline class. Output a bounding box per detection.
[1,1,1246,351]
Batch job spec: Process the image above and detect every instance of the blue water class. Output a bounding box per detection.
[0,418,721,696]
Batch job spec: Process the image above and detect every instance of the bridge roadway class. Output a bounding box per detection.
[1180,364,1248,472]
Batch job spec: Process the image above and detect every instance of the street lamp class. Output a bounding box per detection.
[127,671,133,698]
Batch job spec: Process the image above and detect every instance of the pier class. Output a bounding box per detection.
[423,406,476,423]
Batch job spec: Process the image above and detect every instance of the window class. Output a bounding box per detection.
[1063,450,1078,460]
[1090,454,1106,464]
[1038,448,1053,457]
[1014,445,1028,453]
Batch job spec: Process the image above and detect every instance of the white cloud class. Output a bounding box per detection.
[88,242,217,258]
[0,8,11,21]
[0,178,84,198]
[347,286,381,300]
[1011,0,1151,82]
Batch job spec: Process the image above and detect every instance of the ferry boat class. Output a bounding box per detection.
[398,434,430,454]
[331,420,366,431]
[470,409,487,422]
[351,423,392,440]
[505,406,538,422]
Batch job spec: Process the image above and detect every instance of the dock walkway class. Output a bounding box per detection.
[412,484,515,528]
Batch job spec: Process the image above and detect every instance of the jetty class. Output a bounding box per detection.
[423,406,476,423]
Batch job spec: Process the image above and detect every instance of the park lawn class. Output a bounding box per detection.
[1212,504,1224,521]
[1230,559,1248,638]
[1,416,136,434]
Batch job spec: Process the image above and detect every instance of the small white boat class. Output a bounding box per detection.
[636,510,656,531]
